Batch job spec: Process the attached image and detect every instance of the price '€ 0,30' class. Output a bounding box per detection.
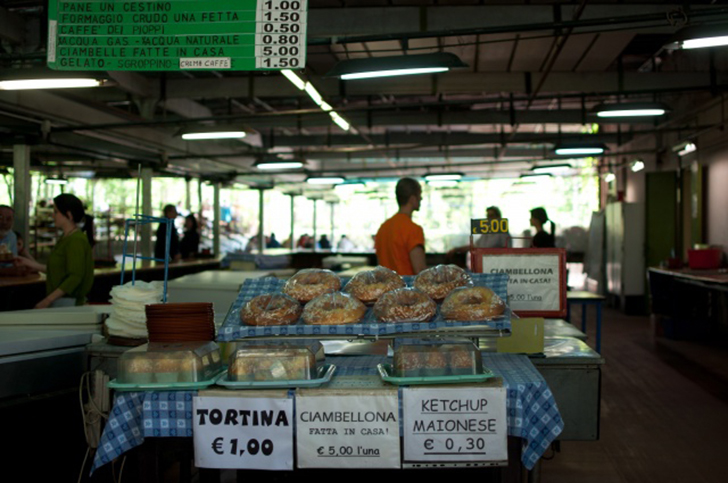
[255,0,307,69]
[422,435,491,456]
[471,218,509,235]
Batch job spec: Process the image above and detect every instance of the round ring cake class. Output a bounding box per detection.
[241,293,302,326]
[413,264,472,301]
[441,286,505,320]
[373,287,437,323]
[283,269,341,303]
[302,292,366,325]
[344,266,405,304]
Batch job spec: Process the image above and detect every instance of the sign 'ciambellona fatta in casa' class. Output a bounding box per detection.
[47,0,308,71]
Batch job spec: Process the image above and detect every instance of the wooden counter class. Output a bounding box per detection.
[0,257,222,311]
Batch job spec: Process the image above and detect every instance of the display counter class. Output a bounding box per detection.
[648,267,728,340]
[91,352,562,474]
[0,257,222,310]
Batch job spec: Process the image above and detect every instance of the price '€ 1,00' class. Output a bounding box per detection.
[211,437,275,457]
[471,218,509,235]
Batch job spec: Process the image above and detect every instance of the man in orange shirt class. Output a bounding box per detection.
[375,178,426,275]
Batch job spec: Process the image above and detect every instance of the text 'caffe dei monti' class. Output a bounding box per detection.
[47,0,308,71]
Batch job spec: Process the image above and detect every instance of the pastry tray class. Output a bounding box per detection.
[214,364,336,389]
[376,363,496,386]
[108,369,225,392]
[217,273,511,341]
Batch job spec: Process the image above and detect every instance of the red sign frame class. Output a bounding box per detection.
[471,247,568,318]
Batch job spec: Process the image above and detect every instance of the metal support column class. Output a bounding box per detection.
[12,145,31,246]
[213,182,221,257]
[289,194,295,249]
[185,177,192,212]
[140,167,153,258]
[258,188,265,253]
[329,202,335,247]
[312,198,317,250]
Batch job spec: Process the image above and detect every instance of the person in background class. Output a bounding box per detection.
[154,204,181,261]
[180,214,200,259]
[337,234,355,252]
[0,205,18,260]
[318,234,331,249]
[267,233,281,248]
[375,177,426,275]
[447,206,511,258]
[530,207,556,248]
[15,194,94,308]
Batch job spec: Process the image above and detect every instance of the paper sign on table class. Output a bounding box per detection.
[403,386,507,463]
[296,391,401,468]
[193,396,294,470]
[481,253,561,311]
[497,318,544,354]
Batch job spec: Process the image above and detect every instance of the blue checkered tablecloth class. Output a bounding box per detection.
[91,391,195,473]
[218,273,511,341]
[92,353,560,473]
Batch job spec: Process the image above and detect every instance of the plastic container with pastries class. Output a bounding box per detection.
[227,340,322,381]
[392,338,483,377]
[117,341,223,385]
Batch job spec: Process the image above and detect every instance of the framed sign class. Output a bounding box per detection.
[471,248,567,318]
[47,0,308,71]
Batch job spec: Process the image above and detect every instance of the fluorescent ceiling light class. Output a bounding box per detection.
[520,173,553,180]
[342,67,449,80]
[604,173,616,183]
[677,142,697,156]
[255,159,304,170]
[554,144,606,156]
[427,180,459,188]
[45,176,68,185]
[182,131,246,140]
[424,172,463,181]
[330,112,351,131]
[281,69,305,90]
[530,163,572,174]
[0,78,103,90]
[594,102,668,118]
[665,24,728,50]
[631,160,645,172]
[326,53,468,80]
[307,176,345,185]
[304,82,324,106]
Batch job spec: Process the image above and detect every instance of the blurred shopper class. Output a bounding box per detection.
[267,233,282,248]
[375,177,426,275]
[0,205,18,259]
[15,194,94,308]
[180,214,200,258]
[154,204,181,261]
[530,207,556,248]
[337,234,355,252]
[318,234,332,249]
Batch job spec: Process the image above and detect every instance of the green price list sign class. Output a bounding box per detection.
[471,218,509,235]
[47,0,307,71]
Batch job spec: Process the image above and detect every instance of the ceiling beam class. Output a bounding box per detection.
[164,72,726,100]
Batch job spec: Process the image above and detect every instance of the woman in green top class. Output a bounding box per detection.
[17,194,94,308]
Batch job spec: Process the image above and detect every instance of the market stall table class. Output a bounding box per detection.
[565,291,605,352]
[91,352,562,474]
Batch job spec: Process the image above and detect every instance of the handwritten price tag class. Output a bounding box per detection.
[193,396,293,470]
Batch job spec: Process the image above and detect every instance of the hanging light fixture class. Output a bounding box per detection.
[664,23,728,50]
[45,175,69,185]
[306,175,345,185]
[554,143,607,156]
[520,173,553,180]
[427,180,459,188]
[254,155,304,170]
[530,163,572,174]
[592,102,669,118]
[423,172,464,181]
[631,160,645,172]
[326,53,468,80]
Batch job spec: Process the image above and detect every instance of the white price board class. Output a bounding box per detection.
[193,396,293,470]
[473,248,567,317]
[296,393,401,469]
[403,387,507,463]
